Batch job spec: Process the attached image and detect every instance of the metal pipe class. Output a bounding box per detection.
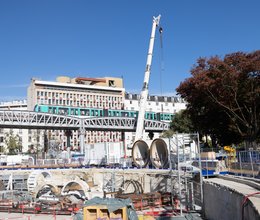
[249,151,255,178]
[239,151,242,176]
[197,132,203,204]
[176,134,182,216]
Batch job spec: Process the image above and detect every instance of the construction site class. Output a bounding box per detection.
[0,141,203,220]
[0,14,259,220]
[0,132,260,220]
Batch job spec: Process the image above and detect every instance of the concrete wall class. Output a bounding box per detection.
[203,180,259,220]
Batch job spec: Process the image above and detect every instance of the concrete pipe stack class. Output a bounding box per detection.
[132,138,169,169]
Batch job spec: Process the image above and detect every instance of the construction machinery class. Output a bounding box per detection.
[135,15,161,141]
[132,15,163,168]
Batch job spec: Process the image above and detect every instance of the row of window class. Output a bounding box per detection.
[37,90,123,109]
[38,99,122,109]
[52,130,121,138]
[58,131,122,148]
[126,93,185,103]
[128,100,175,107]
[36,90,123,102]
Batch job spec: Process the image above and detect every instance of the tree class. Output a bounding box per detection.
[4,130,22,155]
[160,129,175,138]
[170,110,195,133]
[177,50,260,148]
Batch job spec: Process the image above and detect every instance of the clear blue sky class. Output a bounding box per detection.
[0,0,259,101]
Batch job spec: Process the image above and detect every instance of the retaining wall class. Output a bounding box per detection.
[203,179,260,220]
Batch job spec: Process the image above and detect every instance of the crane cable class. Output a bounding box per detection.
[158,26,165,114]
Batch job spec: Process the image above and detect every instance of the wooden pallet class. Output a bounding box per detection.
[83,205,127,220]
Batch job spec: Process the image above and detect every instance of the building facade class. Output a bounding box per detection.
[0,100,43,154]
[27,76,125,150]
[124,93,186,152]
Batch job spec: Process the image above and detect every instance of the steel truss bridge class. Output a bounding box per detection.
[0,110,169,153]
[0,110,169,132]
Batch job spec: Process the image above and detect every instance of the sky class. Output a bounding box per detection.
[0,0,259,102]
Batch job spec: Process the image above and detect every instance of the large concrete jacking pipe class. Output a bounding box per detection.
[132,140,150,168]
[150,138,169,169]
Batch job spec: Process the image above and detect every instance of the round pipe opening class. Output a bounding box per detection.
[150,138,168,168]
[132,140,150,168]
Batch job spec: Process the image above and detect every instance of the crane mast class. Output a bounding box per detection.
[135,15,161,141]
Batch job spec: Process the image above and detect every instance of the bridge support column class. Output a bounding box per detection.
[79,121,85,154]
[65,130,72,151]
[79,129,85,154]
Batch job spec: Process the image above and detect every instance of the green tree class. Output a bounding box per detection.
[170,110,195,133]
[177,50,260,148]
[4,130,22,155]
[160,129,175,138]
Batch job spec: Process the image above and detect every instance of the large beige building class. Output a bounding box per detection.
[27,76,125,150]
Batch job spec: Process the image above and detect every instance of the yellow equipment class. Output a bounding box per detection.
[224,146,236,153]
[224,146,236,167]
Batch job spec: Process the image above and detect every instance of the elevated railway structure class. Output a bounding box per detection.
[0,110,169,131]
[0,110,169,153]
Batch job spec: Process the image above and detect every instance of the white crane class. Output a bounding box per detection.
[135,15,161,141]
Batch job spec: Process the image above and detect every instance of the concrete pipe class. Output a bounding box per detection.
[150,138,169,169]
[132,140,150,168]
